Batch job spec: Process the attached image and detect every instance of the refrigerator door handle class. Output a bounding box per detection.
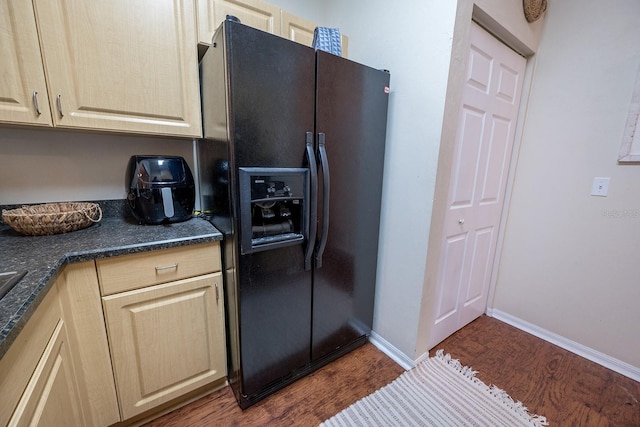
[315,132,330,268]
[304,132,318,271]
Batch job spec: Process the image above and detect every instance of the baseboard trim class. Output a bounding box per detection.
[369,332,422,370]
[486,308,640,382]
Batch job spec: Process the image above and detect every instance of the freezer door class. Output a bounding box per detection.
[226,21,316,168]
[312,51,390,362]
[221,21,317,404]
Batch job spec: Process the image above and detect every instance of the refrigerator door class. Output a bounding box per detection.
[312,51,390,362]
[222,21,317,403]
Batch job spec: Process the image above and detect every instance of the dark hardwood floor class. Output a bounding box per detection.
[144,341,404,427]
[145,316,640,426]
[437,315,640,426]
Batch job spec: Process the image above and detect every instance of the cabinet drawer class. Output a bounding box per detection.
[97,242,220,296]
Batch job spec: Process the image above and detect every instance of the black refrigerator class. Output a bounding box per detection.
[196,20,390,408]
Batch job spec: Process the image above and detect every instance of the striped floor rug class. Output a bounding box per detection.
[320,350,548,427]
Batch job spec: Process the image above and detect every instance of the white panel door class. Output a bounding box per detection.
[429,22,526,348]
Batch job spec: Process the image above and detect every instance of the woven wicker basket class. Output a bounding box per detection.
[523,0,547,22]
[2,202,102,236]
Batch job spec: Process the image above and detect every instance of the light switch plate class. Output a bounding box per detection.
[591,177,610,197]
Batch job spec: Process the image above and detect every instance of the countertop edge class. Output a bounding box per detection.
[0,219,222,360]
[0,262,64,361]
[65,233,222,262]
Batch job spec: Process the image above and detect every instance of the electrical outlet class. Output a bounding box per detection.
[591,177,610,197]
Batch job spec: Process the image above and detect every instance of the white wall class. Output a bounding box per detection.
[267,0,543,362]
[320,0,545,362]
[0,2,327,207]
[320,0,458,360]
[0,0,448,362]
[0,128,193,204]
[417,0,545,359]
[493,0,640,368]
[9,0,635,375]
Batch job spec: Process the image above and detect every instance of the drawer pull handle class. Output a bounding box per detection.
[215,283,219,304]
[155,263,178,272]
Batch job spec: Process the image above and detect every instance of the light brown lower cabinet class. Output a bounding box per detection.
[0,285,86,427]
[9,318,84,426]
[58,262,120,427]
[0,242,225,426]
[102,272,226,420]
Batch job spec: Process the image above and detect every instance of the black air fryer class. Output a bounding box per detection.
[126,155,195,224]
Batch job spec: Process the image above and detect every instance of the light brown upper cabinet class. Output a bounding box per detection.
[0,0,53,127]
[27,0,202,137]
[281,11,349,57]
[281,11,315,47]
[197,0,348,57]
[196,0,281,45]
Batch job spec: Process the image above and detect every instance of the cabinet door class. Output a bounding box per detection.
[281,11,349,57]
[196,0,281,45]
[0,0,52,126]
[0,287,61,425]
[9,320,85,427]
[57,262,120,427]
[32,0,202,137]
[102,273,226,419]
[281,11,315,47]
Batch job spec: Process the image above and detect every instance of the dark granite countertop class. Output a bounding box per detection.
[0,205,222,359]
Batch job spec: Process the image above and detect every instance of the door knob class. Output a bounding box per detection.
[458,218,465,224]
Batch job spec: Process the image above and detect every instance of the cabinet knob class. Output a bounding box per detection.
[458,218,465,224]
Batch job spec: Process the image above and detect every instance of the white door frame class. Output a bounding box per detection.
[419,14,537,351]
